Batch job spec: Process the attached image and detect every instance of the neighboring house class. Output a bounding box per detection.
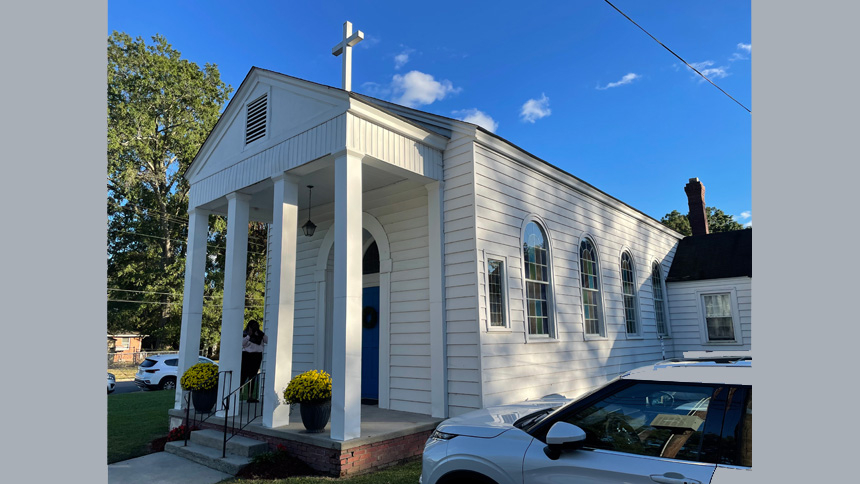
[665,179,752,351]
[108,333,145,362]
[173,67,748,442]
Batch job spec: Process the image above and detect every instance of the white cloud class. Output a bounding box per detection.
[596,72,640,90]
[391,71,461,108]
[744,220,752,228]
[394,48,415,69]
[730,43,751,62]
[520,93,551,123]
[739,211,751,220]
[453,108,499,133]
[689,60,729,80]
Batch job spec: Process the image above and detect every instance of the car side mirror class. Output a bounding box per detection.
[543,422,586,460]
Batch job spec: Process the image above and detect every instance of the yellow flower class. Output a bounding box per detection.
[282,369,332,404]
[180,363,219,391]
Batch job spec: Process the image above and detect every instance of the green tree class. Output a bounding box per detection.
[107,32,266,352]
[660,207,747,236]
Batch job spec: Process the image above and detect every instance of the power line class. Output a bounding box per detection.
[108,288,265,301]
[108,298,264,308]
[107,200,271,247]
[112,230,268,254]
[602,0,751,113]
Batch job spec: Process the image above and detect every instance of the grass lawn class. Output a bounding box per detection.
[107,389,174,463]
[227,459,422,484]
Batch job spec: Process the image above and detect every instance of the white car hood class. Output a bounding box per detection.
[436,395,571,438]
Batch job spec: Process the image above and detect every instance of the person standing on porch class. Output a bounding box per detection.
[241,320,267,403]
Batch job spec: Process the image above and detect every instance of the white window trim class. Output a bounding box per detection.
[519,215,559,343]
[619,248,643,339]
[695,287,744,346]
[483,251,512,332]
[579,234,608,341]
[242,85,272,151]
[652,261,672,338]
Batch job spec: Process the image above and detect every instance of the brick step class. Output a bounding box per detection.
[190,429,269,457]
[164,440,252,475]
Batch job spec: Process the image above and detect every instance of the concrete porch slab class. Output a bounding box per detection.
[168,404,442,476]
[169,403,442,450]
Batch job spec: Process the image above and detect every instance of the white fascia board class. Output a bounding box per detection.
[185,68,350,183]
[473,130,685,240]
[347,97,450,151]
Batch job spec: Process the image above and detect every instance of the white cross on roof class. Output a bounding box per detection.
[331,21,364,92]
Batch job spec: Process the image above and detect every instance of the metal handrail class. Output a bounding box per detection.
[220,372,265,458]
[182,370,232,447]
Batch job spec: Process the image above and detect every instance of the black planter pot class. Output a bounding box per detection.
[299,400,332,433]
[191,388,218,414]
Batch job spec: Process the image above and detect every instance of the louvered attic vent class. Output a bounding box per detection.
[245,94,267,144]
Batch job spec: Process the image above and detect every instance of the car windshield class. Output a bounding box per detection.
[139,358,157,368]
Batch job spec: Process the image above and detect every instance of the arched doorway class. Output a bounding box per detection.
[316,215,390,406]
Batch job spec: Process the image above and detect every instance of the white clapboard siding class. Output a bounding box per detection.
[347,113,444,181]
[282,181,433,414]
[471,143,682,408]
[442,136,483,417]
[665,277,752,352]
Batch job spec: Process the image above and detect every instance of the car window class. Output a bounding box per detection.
[717,387,751,467]
[139,358,157,368]
[740,391,751,466]
[198,357,210,364]
[165,358,178,366]
[560,382,721,463]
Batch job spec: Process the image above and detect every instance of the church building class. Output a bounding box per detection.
[173,25,750,448]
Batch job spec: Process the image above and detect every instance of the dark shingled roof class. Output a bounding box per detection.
[667,229,752,282]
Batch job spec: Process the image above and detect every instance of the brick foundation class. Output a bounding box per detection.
[190,419,430,477]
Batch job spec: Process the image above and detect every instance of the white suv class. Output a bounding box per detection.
[422,352,751,484]
[134,354,215,390]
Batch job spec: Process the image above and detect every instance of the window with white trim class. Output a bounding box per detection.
[523,222,552,336]
[487,258,507,328]
[652,262,668,335]
[620,251,638,335]
[703,293,735,341]
[580,237,602,336]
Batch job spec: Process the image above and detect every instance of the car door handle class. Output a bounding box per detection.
[650,472,701,484]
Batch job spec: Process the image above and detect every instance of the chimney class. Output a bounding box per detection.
[684,177,709,236]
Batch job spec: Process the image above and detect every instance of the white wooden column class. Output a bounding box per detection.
[263,174,299,427]
[426,181,448,418]
[175,208,210,409]
[217,192,251,416]
[331,150,363,441]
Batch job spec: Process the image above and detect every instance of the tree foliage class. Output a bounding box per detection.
[107,32,266,353]
[660,207,747,236]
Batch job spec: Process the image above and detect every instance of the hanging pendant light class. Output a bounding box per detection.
[302,185,317,237]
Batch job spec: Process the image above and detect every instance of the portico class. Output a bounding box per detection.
[174,68,450,441]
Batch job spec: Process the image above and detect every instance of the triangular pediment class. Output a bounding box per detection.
[186,68,350,184]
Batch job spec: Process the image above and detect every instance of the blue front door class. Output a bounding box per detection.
[361,286,380,400]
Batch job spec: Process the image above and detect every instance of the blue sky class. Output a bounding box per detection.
[108,0,751,226]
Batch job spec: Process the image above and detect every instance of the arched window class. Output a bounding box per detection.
[621,251,639,335]
[652,262,668,335]
[362,241,379,274]
[580,237,603,336]
[523,222,552,336]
